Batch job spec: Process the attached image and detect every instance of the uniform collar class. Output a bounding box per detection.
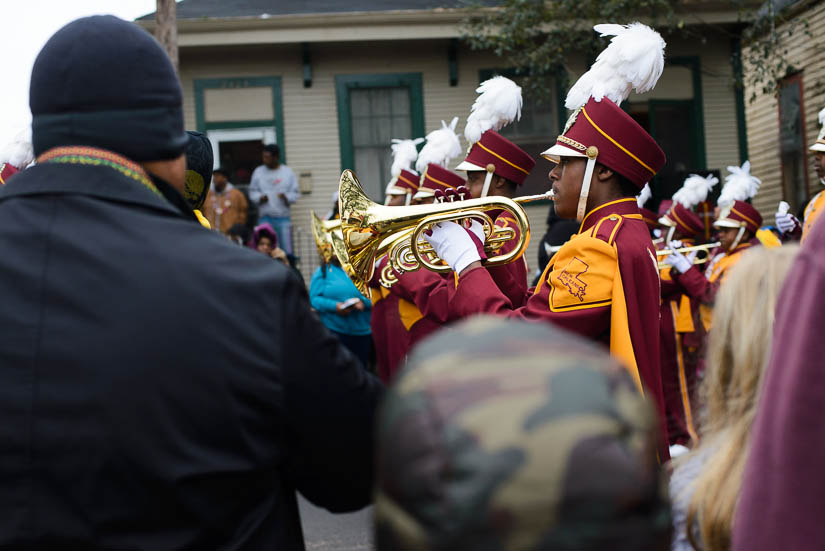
[579,197,640,233]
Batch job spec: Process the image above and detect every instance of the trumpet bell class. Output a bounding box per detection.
[310,211,339,264]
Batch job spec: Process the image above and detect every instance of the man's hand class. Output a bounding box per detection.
[278,193,288,203]
[423,220,484,274]
[259,195,269,204]
[335,302,352,316]
[352,300,366,312]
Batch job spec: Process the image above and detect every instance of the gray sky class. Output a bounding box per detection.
[0,0,157,147]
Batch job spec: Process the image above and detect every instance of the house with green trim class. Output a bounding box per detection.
[138,0,753,280]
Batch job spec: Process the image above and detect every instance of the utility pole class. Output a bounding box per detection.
[155,0,178,75]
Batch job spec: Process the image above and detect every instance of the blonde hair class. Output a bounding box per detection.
[685,244,799,551]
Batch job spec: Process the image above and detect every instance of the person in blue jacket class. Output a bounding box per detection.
[310,258,373,367]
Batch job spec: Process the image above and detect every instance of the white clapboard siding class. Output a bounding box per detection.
[744,1,825,217]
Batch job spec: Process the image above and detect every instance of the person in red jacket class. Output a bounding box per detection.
[665,200,762,311]
[657,202,708,445]
[456,130,537,307]
[454,76,539,306]
[423,22,670,458]
[371,127,466,381]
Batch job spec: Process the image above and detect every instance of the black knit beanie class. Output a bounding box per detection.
[30,15,187,162]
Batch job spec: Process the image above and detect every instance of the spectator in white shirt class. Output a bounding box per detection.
[249,144,299,254]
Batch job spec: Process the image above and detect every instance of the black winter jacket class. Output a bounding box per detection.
[0,160,382,549]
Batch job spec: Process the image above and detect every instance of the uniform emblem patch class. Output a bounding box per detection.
[557,257,589,302]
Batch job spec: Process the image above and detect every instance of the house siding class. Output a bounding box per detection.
[743,0,825,217]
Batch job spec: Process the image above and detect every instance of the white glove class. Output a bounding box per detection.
[668,239,683,249]
[423,221,482,273]
[665,248,692,274]
[775,212,799,234]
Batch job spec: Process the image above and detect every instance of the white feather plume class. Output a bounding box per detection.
[415,117,462,172]
[464,76,523,144]
[819,106,825,127]
[636,182,652,208]
[0,127,34,170]
[390,137,424,177]
[673,173,718,209]
[718,161,761,208]
[565,22,666,110]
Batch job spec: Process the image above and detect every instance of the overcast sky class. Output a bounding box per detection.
[0,0,158,147]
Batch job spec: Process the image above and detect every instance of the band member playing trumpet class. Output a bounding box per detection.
[666,162,763,309]
[424,23,671,458]
[387,83,540,353]
[455,77,538,307]
[370,128,466,381]
[658,199,711,446]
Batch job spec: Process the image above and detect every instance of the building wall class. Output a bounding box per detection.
[178,29,743,282]
[179,41,555,280]
[744,0,825,217]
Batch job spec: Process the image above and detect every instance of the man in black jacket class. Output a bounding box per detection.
[0,16,382,549]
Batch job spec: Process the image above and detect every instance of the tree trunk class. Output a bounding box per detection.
[155,0,178,75]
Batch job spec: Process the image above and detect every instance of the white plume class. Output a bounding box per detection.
[464,76,523,144]
[390,137,424,177]
[565,22,666,110]
[636,182,652,208]
[819,106,825,127]
[718,161,761,208]
[673,173,718,209]
[0,127,34,169]
[415,117,462,172]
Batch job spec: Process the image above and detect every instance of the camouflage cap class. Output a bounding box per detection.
[375,317,671,551]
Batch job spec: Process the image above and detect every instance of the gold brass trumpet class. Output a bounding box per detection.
[311,212,361,283]
[310,211,340,264]
[338,169,551,295]
[656,241,720,270]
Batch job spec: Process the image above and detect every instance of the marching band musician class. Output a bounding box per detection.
[382,164,466,369]
[370,138,427,380]
[455,76,538,306]
[386,77,538,332]
[666,162,763,312]
[658,185,716,446]
[387,80,542,356]
[370,127,466,381]
[424,23,671,458]
[775,106,825,242]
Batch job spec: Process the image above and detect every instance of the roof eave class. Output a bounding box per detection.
[135,5,752,48]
